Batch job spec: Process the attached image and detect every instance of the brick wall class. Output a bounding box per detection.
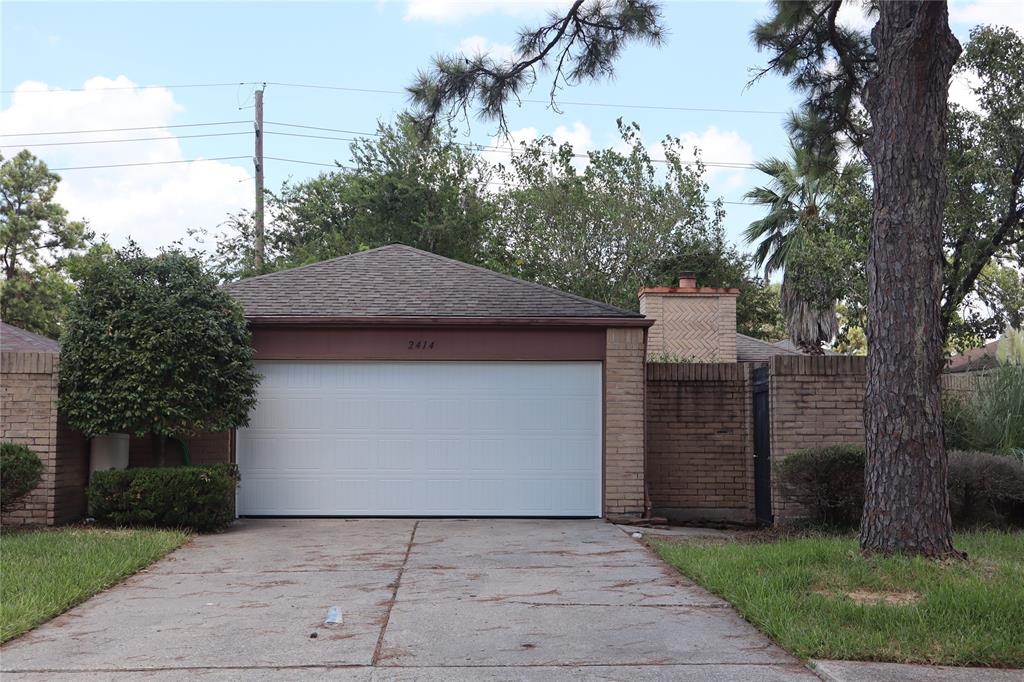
[1,352,59,526]
[604,327,646,515]
[54,416,90,524]
[646,363,754,524]
[769,355,866,521]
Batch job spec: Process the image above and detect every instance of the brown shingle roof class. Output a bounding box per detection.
[736,333,797,362]
[225,244,644,321]
[0,321,60,353]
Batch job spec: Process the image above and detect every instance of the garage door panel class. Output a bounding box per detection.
[237,361,602,516]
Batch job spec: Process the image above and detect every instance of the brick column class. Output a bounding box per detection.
[1,351,60,526]
[604,327,646,516]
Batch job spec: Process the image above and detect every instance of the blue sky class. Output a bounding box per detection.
[1,1,1018,255]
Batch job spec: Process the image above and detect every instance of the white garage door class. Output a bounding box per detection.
[236,361,603,516]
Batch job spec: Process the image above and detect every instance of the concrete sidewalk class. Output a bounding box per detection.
[1,518,817,680]
[812,660,1024,682]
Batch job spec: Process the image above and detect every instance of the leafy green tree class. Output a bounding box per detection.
[0,151,92,337]
[488,120,718,311]
[59,244,260,465]
[942,26,1024,337]
[975,262,1024,333]
[211,117,494,280]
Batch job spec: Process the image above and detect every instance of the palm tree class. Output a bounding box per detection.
[743,143,842,354]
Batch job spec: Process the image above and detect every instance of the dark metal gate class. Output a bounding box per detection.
[752,366,773,526]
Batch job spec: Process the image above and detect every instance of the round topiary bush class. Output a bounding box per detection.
[0,442,44,510]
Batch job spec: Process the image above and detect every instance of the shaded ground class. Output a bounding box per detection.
[1,518,814,680]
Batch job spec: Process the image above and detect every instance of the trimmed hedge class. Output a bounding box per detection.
[948,451,1024,528]
[87,464,239,532]
[776,446,1024,529]
[1,442,44,510]
[775,445,865,527]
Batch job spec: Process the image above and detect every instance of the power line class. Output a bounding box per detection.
[1,131,250,149]
[265,156,355,170]
[264,81,786,115]
[1,82,261,95]
[49,156,250,171]
[264,129,756,169]
[3,79,785,116]
[0,120,248,138]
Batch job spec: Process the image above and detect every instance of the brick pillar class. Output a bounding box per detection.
[640,273,739,363]
[604,327,646,516]
[1,351,60,526]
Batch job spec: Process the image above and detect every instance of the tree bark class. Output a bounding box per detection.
[860,1,964,557]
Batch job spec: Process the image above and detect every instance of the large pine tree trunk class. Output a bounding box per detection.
[860,2,964,557]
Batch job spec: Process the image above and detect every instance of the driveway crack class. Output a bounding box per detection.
[372,520,418,666]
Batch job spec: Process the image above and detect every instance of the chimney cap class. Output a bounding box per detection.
[678,272,698,288]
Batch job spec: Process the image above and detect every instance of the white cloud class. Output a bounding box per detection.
[0,76,253,254]
[949,69,984,113]
[458,35,516,63]
[949,0,1024,35]
[836,2,876,32]
[668,127,756,192]
[405,0,559,22]
[481,121,593,174]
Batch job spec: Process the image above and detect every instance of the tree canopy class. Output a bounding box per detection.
[0,151,92,337]
[59,244,260,447]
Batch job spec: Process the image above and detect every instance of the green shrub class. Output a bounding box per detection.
[87,464,239,532]
[0,442,43,510]
[775,445,865,528]
[947,450,1024,528]
[776,446,1024,529]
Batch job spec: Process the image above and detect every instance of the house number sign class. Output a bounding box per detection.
[407,340,436,350]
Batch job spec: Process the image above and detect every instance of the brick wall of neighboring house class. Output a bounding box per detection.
[646,362,755,524]
[604,327,646,516]
[1,351,58,525]
[128,431,232,468]
[769,354,867,521]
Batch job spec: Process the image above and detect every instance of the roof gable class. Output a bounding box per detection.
[225,244,642,321]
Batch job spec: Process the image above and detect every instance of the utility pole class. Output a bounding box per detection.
[253,85,265,274]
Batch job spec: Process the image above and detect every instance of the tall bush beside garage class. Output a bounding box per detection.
[59,244,261,464]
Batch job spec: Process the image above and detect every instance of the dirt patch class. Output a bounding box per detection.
[816,589,921,606]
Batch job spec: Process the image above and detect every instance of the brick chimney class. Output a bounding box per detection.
[639,274,739,362]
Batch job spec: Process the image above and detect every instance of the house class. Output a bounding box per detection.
[221,244,651,518]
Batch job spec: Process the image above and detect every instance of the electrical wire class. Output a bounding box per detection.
[0,121,249,137]
[1,131,250,148]
[2,79,785,115]
[49,156,250,171]
[263,129,756,169]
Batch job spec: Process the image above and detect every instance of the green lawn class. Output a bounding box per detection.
[654,531,1024,668]
[1,526,189,642]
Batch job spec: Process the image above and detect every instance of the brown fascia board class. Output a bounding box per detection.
[246,315,654,328]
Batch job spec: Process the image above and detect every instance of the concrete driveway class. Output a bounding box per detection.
[1,519,817,680]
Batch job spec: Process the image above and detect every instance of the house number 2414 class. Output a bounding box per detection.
[408,340,435,350]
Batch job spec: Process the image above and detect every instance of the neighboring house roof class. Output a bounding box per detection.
[736,333,799,363]
[946,338,1001,373]
[771,339,839,356]
[226,244,645,322]
[0,321,60,354]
